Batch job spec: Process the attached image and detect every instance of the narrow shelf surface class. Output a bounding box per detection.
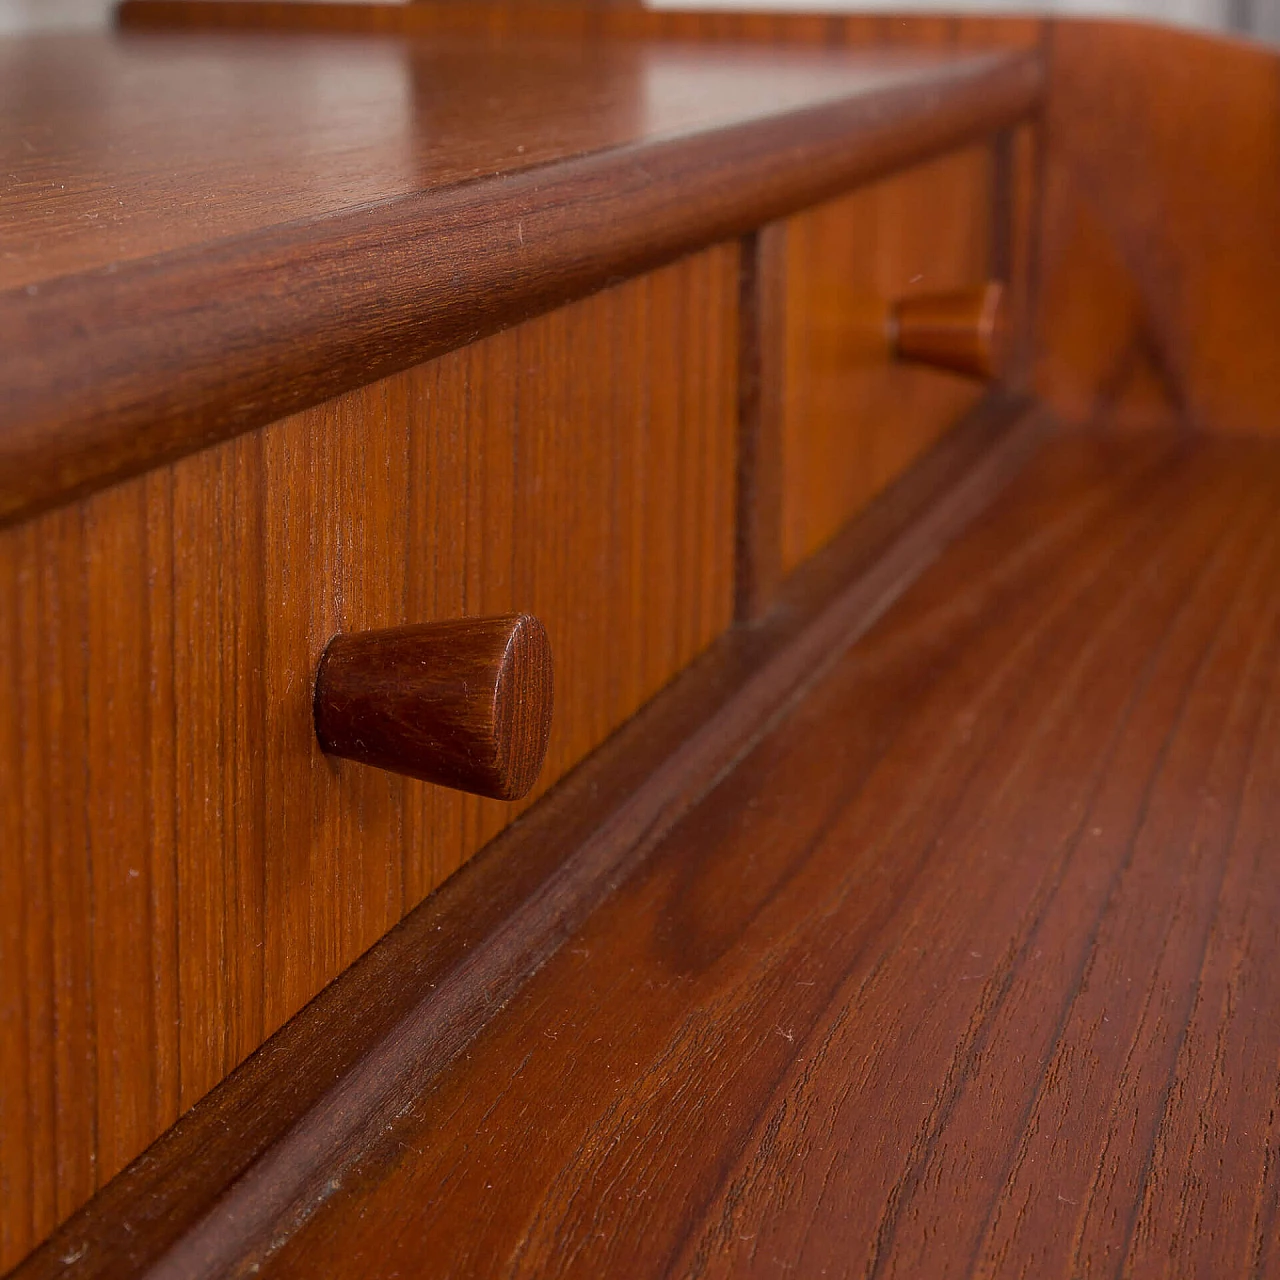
[2,32,1018,292]
[255,435,1280,1277]
[0,29,1040,526]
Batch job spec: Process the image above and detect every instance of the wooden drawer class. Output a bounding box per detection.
[770,142,1016,575]
[0,244,739,1267]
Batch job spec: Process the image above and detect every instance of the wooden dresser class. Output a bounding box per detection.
[3,4,1279,1276]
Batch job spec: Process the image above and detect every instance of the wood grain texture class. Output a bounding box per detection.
[143,5,1280,441]
[8,396,1048,1280]
[314,615,554,801]
[0,245,739,1273]
[125,428,1280,1280]
[0,26,1041,525]
[776,145,998,573]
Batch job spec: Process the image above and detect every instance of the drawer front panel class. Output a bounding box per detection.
[778,143,998,572]
[0,242,739,1268]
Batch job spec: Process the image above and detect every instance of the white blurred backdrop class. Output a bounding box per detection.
[1,0,108,31]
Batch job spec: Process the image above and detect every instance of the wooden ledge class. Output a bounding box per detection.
[0,25,1041,526]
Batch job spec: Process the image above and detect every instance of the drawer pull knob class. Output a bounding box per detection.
[890,281,1006,380]
[314,614,553,801]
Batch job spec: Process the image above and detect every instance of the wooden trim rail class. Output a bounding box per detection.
[0,37,1041,527]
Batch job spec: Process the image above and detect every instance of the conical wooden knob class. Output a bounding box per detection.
[890,281,1006,381]
[314,614,553,801]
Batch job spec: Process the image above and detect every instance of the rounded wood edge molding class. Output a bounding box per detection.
[314,614,554,801]
[889,280,1007,380]
[0,51,1043,530]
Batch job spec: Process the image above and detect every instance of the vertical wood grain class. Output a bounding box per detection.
[776,145,997,574]
[0,243,739,1270]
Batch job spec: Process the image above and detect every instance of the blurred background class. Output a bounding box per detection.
[3,0,1278,44]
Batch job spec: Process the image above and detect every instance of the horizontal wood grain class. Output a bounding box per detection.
[8,395,1048,1280]
[0,245,739,1272]
[0,27,1041,526]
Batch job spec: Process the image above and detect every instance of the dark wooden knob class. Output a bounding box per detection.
[889,281,1007,380]
[314,614,553,801]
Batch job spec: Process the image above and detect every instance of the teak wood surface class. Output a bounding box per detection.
[127,2,1280,440]
[1035,21,1280,436]
[8,2,1280,1272]
[0,26,1039,525]
[734,141,1012,619]
[0,247,738,1272]
[9,398,1048,1280]
[0,29,1033,1253]
[205,434,1280,1278]
[22,421,1280,1279]
[774,149,995,576]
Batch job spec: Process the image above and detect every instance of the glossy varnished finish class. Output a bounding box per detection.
[0,27,1041,524]
[1,32,1023,293]
[0,246,738,1271]
[315,616,553,802]
[144,4,1280,441]
[9,400,1048,1280]
[15,5,1280,1275]
[138,432,1280,1278]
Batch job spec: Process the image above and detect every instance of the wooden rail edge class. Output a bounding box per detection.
[7,394,1052,1280]
[0,51,1042,528]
